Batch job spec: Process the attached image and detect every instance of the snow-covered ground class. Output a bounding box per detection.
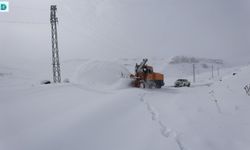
[0,59,250,150]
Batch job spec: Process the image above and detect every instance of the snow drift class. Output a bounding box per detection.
[1,58,250,150]
[73,60,131,90]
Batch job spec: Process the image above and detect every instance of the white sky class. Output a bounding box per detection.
[0,0,249,64]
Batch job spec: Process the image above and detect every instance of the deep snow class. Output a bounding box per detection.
[0,59,250,150]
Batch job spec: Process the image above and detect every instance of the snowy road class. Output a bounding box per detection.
[1,60,250,150]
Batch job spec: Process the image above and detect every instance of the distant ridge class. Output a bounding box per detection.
[169,56,223,65]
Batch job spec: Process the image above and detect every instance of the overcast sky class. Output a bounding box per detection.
[0,0,249,65]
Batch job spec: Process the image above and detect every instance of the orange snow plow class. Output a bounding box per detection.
[131,59,164,88]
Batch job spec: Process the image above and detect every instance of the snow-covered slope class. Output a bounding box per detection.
[146,65,250,150]
[0,59,250,150]
[72,60,131,90]
[118,57,231,86]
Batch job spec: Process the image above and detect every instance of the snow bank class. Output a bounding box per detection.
[73,61,132,90]
[1,58,250,150]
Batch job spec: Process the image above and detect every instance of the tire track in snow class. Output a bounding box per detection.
[140,93,187,150]
[209,90,222,114]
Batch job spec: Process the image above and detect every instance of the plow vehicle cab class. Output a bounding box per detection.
[131,59,164,88]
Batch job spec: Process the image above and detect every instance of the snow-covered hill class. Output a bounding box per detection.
[0,59,250,150]
[118,57,233,86]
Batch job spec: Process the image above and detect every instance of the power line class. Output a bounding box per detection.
[0,20,48,24]
[59,3,127,51]
[14,6,48,11]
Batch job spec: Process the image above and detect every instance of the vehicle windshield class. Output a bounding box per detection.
[177,79,187,82]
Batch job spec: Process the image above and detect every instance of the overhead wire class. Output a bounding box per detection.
[0,20,48,24]
[58,1,128,52]
[0,5,48,25]
[0,2,128,52]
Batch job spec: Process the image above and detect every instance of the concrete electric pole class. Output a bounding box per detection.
[211,64,214,79]
[193,64,196,83]
[50,5,61,83]
[217,67,220,77]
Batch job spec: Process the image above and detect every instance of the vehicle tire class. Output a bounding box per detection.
[140,82,145,88]
[155,81,163,89]
[156,84,161,88]
[187,83,190,87]
[149,82,155,89]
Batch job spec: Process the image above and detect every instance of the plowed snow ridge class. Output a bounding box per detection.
[72,61,131,90]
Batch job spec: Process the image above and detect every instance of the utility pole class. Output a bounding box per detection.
[211,64,214,79]
[193,64,196,83]
[217,67,220,76]
[50,5,61,83]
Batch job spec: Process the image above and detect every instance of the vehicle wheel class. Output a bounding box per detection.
[187,83,190,87]
[156,84,161,88]
[140,82,145,88]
